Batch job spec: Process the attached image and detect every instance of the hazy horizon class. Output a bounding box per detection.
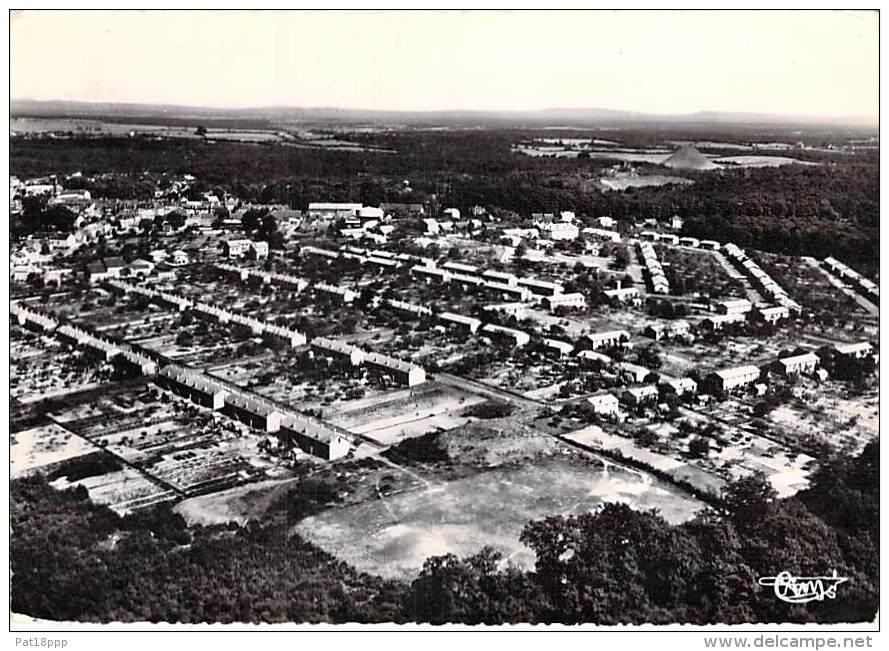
[10,10,879,122]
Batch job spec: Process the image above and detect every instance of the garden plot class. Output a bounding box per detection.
[10,329,106,403]
[148,442,264,494]
[766,380,879,453]
[653,333,810,376]
[753,251,870,321]
[11,422,97,479]
[564,424,727,496]
[659,246,748,298]
[174,477,301,526]
[50,467,177,515]
[48,384,292,499]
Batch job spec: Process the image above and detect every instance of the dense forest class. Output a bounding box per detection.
[10,128,879,267]
[11,442,878,624]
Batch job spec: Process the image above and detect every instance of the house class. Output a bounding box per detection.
[577,350,613,366]
[41,232,80,251]
[442,261,480,276]
[102,257,126,278]
[224,239,253,258]
[148,249,169,263]
[518,277,564,297]
[450,272,484,288]
[311,337,366,366]
[314,282,357,304]
[160,366,228,410]
[411,265,450,283]
[481,269,518,287]
[705,365,761,393]
[481,324,531,348]
[42,267,74,287]
[616,362,650,384]
[10,264,39,283]
[644,320,692,341]
[357,206,385,222]
[422,218,440,235]
[307,202,362,219]
[722,243,746,260]
[541,338,574,358]
[536,220,579,241]
[364,353,426,386]
[482,302,528,318]
[11,305,59,332]
[438,312,482,334]
[128,259,155,277]
[262,324,307,349]
[583,227,622,243]
[659,376,698,396]
[716,298,753,315]
[301,245,340,260]
[584,392,621,416]
[679,237,700,248]
[543,292,586,312]
[650,275,670,294]
[755,305,790,324]
[603,286,642,306]
[442,208,460,220]
[87,261,110,283]
[367,256,399,270]
[386,299,433,317]
[171,250,190,266]
[251,241,269,259]
[699,240,721,251]
[484,281,533,302]
[774,352,819,376]
[621,384,660,406]
[701,313,747,331]
[659,233,680,245]
[584,330,631,351]
[598,216,617,228]
[116,352,158,376]
[223,393,284,433]
[340,227,365,239]
[380,202,425,217]
[280,415,351,461]
[639,231,658,241]
[833,342,873,359]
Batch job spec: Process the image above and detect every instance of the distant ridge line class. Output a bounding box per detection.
[10,98,877,128]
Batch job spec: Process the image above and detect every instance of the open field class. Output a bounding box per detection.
[11,422,97,478]
[297,455,702,580]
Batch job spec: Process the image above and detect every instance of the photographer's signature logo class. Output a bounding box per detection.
[758,571,849,603]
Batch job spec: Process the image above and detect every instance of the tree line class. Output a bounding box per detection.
[10,442,878,624]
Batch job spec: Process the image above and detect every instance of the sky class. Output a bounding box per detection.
[9,9,880,120]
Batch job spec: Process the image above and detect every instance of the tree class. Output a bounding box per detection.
[612,248,630,269]
[719,472,776,531]
[241,207,266,233]
[195,125,207,136]
[688,436,711,458]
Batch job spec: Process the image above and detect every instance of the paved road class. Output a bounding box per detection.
[434,371,544,410]
[803,257,878,317]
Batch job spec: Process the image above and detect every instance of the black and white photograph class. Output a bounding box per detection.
[5,4,881,640]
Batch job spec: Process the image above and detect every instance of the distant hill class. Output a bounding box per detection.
[662,145,719,170]
[10,99,878,129]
